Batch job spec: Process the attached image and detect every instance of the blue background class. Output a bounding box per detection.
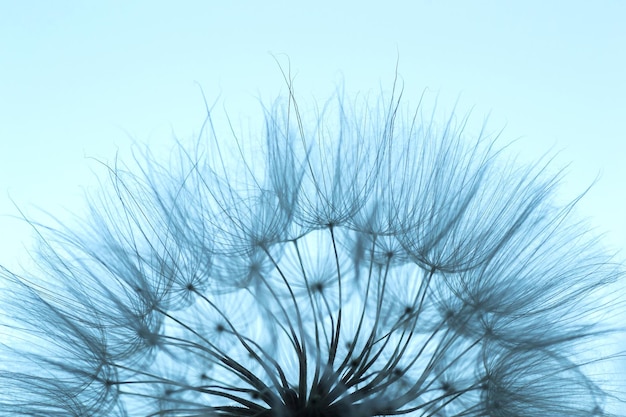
[1,1,625,270]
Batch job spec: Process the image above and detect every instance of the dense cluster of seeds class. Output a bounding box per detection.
[0,79,623,416]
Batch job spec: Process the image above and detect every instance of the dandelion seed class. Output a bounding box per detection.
[1,72,624,416]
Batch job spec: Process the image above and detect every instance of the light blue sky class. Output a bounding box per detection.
[1,1,625,270]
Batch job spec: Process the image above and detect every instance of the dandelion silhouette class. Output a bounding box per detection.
[0,72,624,416]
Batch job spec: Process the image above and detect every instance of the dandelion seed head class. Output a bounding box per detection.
[1,73,624,416]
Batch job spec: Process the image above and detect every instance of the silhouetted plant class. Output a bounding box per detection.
[1,73,624,416]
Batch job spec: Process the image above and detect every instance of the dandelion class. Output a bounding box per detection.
[1,72,624,417]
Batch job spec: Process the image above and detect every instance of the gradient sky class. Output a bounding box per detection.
[1,1,625,271]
